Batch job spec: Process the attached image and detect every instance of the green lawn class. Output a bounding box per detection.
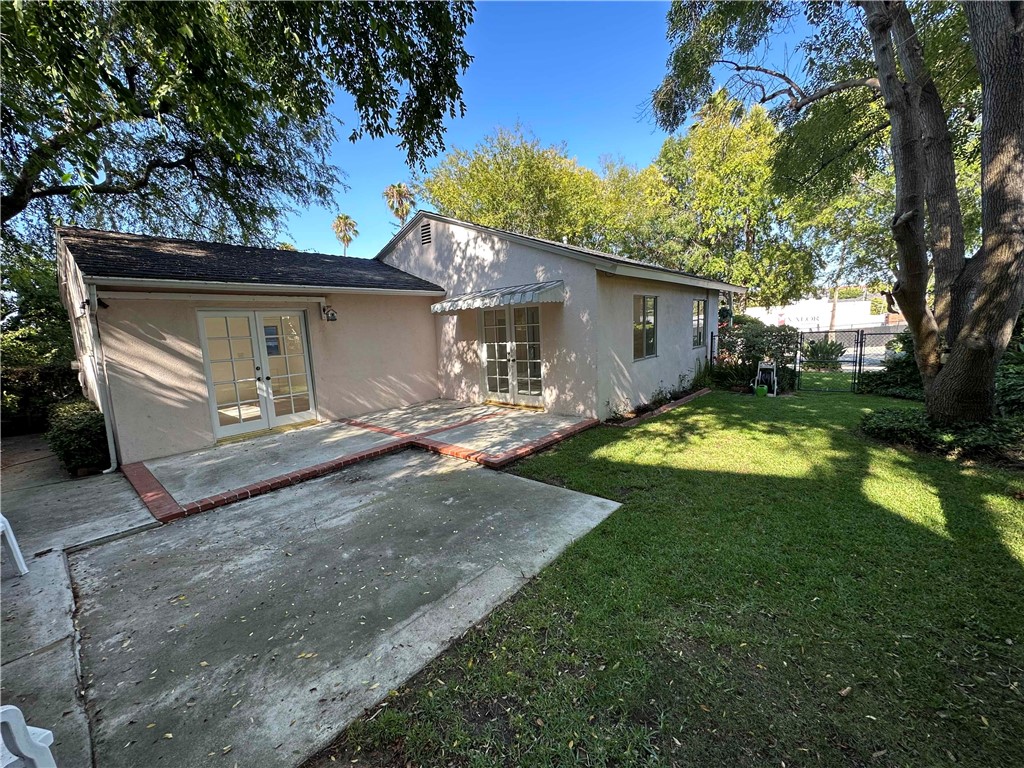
[307,392,1024,768]
[799,369,855,391]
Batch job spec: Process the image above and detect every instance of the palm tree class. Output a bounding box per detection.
[331,213,358,256]
[382,183,415,226]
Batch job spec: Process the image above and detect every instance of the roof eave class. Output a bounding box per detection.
[597,264,747,294]
[81,275,446,297]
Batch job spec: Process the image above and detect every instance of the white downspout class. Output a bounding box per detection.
[87,284,119,473]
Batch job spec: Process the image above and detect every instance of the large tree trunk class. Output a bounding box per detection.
[862,2,943,385]
[862,1,1023,424]
[927,2,1024,424]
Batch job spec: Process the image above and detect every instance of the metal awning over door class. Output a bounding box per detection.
[430,280,565,314]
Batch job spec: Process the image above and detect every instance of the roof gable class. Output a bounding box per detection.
[58,228,444,294]
[375,211,746,293]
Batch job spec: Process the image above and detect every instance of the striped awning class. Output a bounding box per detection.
[430,280,566,314]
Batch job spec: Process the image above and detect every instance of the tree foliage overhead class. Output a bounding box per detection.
[657,93,816,307]
[416,126,607,246]
[1,0,475,247]
[650,0,1023,424]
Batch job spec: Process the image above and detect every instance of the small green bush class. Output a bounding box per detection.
[857,330,924,399]
[801,338,847,371]
[45,399,109,474]
[995,339,1024,417]
[869,296,887,315]
[862,407,1024,462]
[716,320,799,392]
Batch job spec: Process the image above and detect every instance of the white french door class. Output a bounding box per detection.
[482,305,543,407]
[199,310,316,438]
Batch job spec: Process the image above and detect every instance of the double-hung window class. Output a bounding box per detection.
[633,295,657,360]
[693,299,706,347]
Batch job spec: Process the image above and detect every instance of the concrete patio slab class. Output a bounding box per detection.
[143,419,402,507]
[1,434,66,492]
[0,638,92,768]
[344,399,503,435]
[71,450,619,768]
[1,471,155,556]
[1,551,74,663]
[432,408,588,456]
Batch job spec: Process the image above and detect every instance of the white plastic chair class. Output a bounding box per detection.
[0,515,29,576]
[0,706,56,768]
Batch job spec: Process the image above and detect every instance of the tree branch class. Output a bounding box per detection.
[28,150,199,201]
[715,59,880,112]
[791,77,881,111]
[1,100,173,223]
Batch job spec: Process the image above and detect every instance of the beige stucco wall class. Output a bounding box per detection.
[381,218,600,417]
[597,273,719,418]
[96,292,439,463]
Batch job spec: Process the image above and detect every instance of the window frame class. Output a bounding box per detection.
[692,298,707,348]
[633,295,658,360]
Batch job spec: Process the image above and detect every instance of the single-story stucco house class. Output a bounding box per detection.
[57,211,744,464]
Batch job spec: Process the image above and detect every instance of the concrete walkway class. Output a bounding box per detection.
[71,451,619,768]
[1,434,155,768]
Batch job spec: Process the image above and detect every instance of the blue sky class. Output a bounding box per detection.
[282,1,677,257]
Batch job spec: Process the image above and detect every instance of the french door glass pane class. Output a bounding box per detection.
[227,316,250,337]
[204,317,228,338]
[209,339,231,361]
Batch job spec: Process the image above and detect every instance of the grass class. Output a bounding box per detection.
[799,369,855,391]
[305,392,1024,768]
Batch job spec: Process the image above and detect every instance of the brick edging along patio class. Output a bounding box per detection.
[122,416,600,524]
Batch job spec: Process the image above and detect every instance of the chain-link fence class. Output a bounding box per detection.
[795,326,907,392]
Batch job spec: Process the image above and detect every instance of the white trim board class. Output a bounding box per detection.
[84,275,446,296]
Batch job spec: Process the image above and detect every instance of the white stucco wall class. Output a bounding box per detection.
[380,218,600,417]
[597,273,718,417]
[95,292,439,463]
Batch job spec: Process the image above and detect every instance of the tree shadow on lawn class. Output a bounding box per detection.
[305,393,1024,768]
[534,394,1024,766]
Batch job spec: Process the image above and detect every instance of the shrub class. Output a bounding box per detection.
[857,329,924,399]
[801,338,847,371]
[716,320,799,392]
[45,399,109,474]
[837,286,864,300]
[691,359,714,390]
[861,407,1024,463]
[1,362,82,434]
[996,339,1024,417]
[869,296,887,315]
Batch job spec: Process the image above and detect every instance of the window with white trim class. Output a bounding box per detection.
[693,299,706,347]
[633,295,657,360]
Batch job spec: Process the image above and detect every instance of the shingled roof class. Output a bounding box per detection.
[57,227,445,293]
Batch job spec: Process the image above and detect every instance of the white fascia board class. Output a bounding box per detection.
[83,275,446,296]
[598,264,747,294]
[96,291,329,303]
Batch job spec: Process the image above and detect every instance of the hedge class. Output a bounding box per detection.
[44,399,110,474]
[1,362,82,434]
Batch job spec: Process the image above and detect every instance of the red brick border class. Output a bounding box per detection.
[476,418,601,468]
[176,438,411,517]
[606,388,713,428]
[126,412,600,525]
[121,462,185,523]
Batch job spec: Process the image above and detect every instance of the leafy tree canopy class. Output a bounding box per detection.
[1,0,473,365]
[1,0,474,249]
[657,93,817,307]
